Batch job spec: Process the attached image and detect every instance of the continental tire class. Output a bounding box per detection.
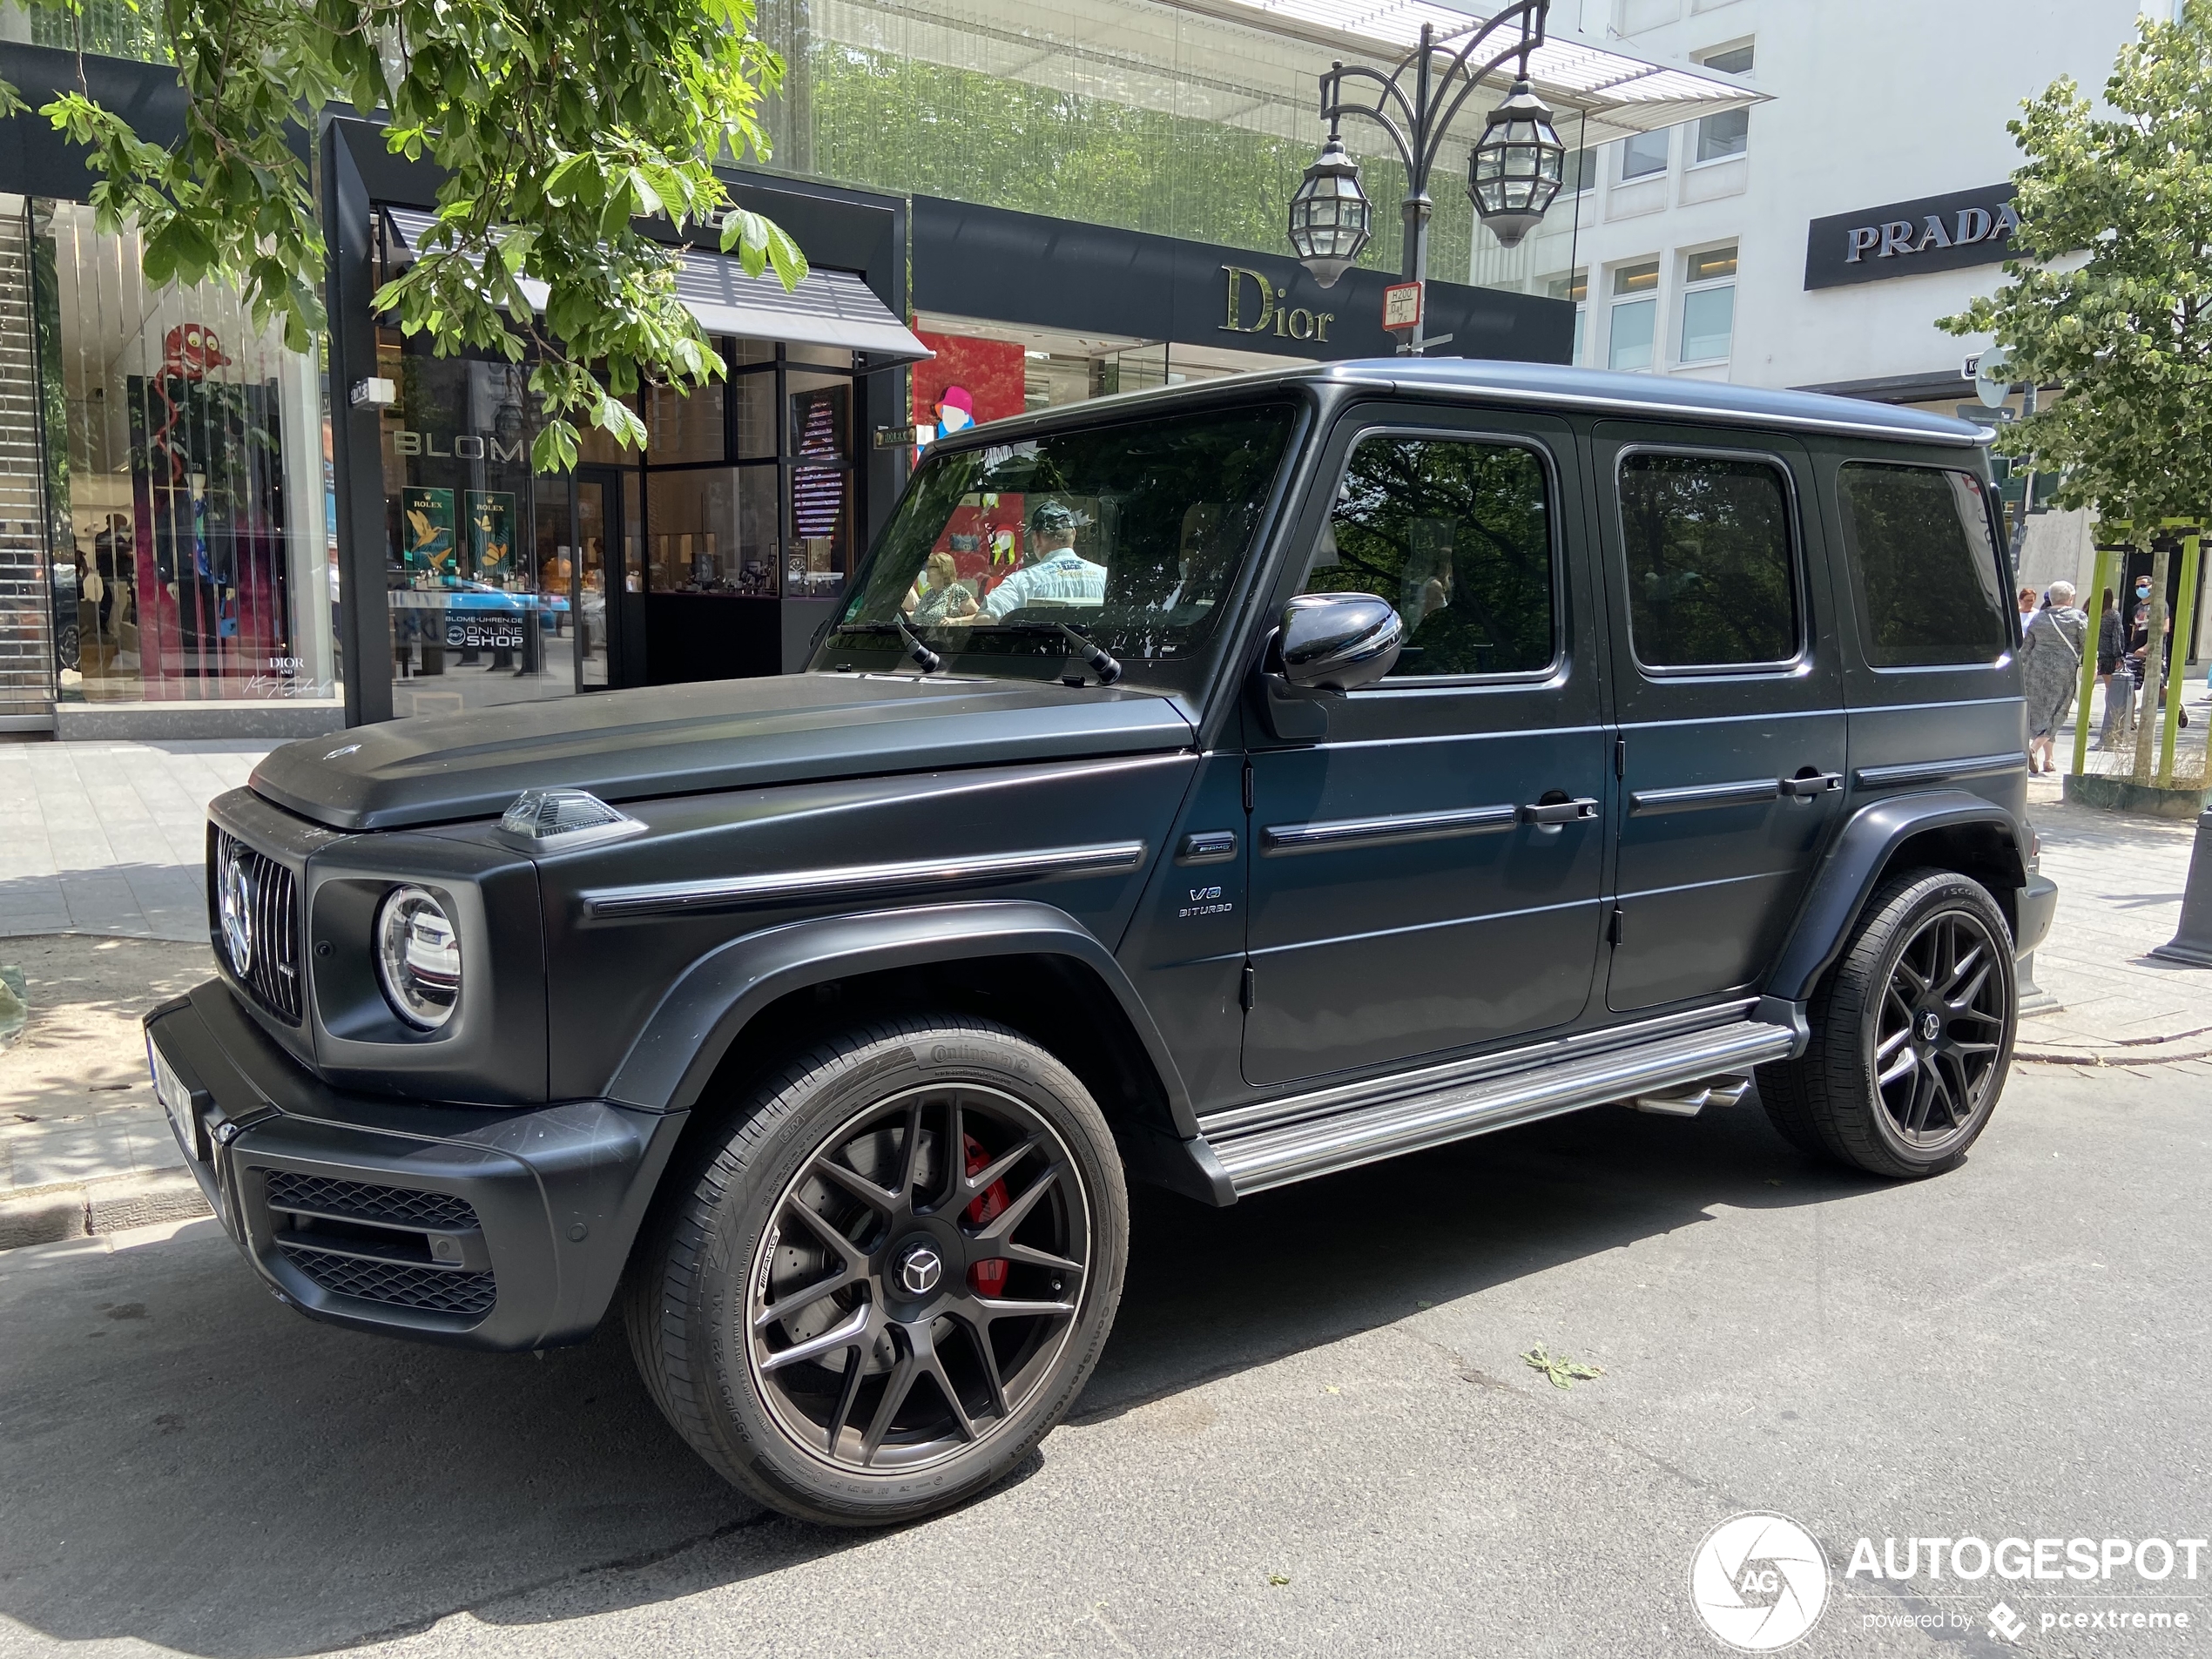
[623,1015,1128,1527]
[1757,869,2017,1180]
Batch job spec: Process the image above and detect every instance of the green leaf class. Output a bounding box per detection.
[1520,1345,1604,1389]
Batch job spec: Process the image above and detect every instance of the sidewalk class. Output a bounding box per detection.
[1,730,2207,1251]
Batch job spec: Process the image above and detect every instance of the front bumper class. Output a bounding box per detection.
[145,981,686,1351]
[2016,874,2059,959]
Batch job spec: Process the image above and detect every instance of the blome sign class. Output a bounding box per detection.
[1804,184,2020,290]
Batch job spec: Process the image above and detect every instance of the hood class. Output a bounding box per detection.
[252,673,1195,832]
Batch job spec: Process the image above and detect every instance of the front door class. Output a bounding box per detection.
[1241,408,1608,1089]
[576,467,641,688]
[1591,425,1847,1013]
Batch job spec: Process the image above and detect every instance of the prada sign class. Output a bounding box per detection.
[1804,184,2018,291]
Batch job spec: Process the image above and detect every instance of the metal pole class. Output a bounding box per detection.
[2134,540,2173,785]
[2158,529,2201,786]
[1400,24,1434,357]
[2072,541,2114,777]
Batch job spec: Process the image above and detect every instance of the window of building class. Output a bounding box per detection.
[1620,129,1670,182]
[1836,465,2011,667]
[1678,245,1737,364]
[1693,44,1753,163]
[1609,261,1660,372]
[1547,270,1588,364]
[1617,451,1799,668]
[1302,435,1556,678]
[1699,42,1755,75]
[1564,147,1600,195]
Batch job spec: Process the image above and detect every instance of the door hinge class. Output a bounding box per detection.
[1242,761,1254,813]
[1614,737,1627,779]
[1240,961,1256,1010]
[1607,907,1625,946]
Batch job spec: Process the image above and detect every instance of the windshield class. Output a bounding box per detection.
[823,401,1300,685]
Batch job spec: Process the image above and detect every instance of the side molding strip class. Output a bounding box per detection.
[582,840,1149,920]
[1262,803,1518,855]
[1854,752,2027,789]
[1629,777,1782,815]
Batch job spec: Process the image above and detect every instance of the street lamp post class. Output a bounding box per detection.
[1287,0,1567,356]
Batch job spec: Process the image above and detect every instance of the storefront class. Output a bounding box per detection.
[0,43,338,738]
[325,120,925,726]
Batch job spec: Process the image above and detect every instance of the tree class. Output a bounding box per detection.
[1943,3,2212,531]
[2,0,808,470]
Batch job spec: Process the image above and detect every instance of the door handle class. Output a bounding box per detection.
[1779,772,1844,798]
[1519,797,1602,826]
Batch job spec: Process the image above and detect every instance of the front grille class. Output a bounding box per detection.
[278,1245,497,1317]
[261,1171,478,1231]
[208,826,303,1024]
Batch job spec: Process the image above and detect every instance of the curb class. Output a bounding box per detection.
[2019,1045,2212,1068]
[0,1169,212,1251]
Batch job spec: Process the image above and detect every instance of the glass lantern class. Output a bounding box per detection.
[1468,79,1566,249]
[1288,132,1373,288]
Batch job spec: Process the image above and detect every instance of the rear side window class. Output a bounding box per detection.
[1302,433,1556,678]
[1617,451,1800,668]
[1836,463,2010,668]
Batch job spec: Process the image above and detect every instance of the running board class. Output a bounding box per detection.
[1203,1014,1797,1196]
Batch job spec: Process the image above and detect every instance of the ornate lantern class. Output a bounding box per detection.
[1287,131,1373,288]
[1468,78,1566,249]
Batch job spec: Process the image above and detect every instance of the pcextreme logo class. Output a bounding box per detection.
[1689,1513,1831,1652]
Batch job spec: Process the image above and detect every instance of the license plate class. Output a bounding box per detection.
[148,1035,200,1165]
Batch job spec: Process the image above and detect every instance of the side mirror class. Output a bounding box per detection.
[1278,592,1402,691]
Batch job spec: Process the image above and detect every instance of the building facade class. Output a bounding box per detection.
[0,0,1748,736]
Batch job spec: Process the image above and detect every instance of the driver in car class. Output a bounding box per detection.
[948,500,1105,622]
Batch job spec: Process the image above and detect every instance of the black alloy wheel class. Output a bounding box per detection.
[748,1082,1090,1472]
[624,1016,1128,1526]
[1868,906,2009,1151]
[1758,868,2018,1179]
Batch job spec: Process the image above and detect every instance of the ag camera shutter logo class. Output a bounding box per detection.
[1689,1513,1831,1651]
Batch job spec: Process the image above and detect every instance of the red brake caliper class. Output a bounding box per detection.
[962,1131,1009,1295]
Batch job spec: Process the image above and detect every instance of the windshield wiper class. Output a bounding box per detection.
[958,621,1123,685]
[829,618,941,674]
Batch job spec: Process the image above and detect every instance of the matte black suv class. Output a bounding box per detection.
[148,360,2055,1525]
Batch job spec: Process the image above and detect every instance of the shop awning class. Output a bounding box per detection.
[381,207,932,367]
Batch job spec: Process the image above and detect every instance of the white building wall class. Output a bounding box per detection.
[1500,0,2167,395]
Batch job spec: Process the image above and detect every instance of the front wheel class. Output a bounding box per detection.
[624,1016,1128,1526]
[1759,869,2017,1179]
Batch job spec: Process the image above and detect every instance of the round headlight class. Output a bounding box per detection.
[218,852,254,975]
[374,885,461,1030]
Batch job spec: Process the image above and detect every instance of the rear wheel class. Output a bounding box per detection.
[1758,869,2017,1178]
[624,1016,1128,1526]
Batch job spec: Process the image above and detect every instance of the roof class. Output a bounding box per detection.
[1162,0,1764,146]
[381,207,933,367]
[950,357,1991,448]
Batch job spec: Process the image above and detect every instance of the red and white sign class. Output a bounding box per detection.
[1380,280,1423,331]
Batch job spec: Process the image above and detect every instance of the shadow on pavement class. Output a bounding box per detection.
[0,1096,1883,1656]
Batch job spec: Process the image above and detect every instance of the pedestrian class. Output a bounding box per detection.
[2094,585,2128,750]
[945,500,1106,624]
[2019,579,2086,773]
[2017,585,2039,623]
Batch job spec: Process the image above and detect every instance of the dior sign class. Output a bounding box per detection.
[1804,185,2019,292]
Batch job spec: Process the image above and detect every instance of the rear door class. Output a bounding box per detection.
[1591,424,1847,1013]
[1240,405,1608,1088]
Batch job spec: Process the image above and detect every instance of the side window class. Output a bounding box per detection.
[1302,434,1555,678]
[1617,451,1799,668]
[1836,463,2010,668]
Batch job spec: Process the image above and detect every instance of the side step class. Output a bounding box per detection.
[1203,1014,1797,1196]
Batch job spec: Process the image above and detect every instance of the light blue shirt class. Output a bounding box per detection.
[983,548,1106,618]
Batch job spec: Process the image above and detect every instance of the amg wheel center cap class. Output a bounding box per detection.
[1918,1009,1942,1042]
[894,1240,944,1298]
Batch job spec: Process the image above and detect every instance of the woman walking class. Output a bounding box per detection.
[2094,586,2129,749]
[2020,580,2087,773]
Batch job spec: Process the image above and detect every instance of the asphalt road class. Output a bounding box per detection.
[1,1062,2206,1659]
